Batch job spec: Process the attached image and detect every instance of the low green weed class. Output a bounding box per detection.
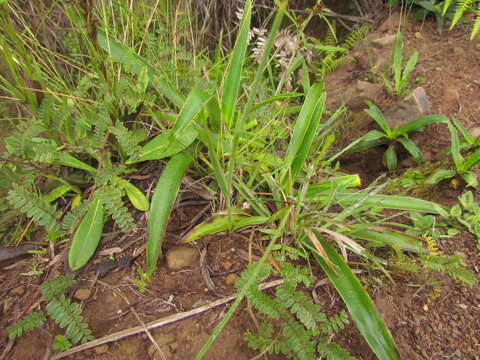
[346,101,449,171]
[382,31,419,98]
[6,275,93,349]
[426,119,480,187]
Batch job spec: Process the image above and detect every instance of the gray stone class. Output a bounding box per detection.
[166,246,199,271]
[371,34,397,48]
[343,80,383,111]
[384,87,431,128]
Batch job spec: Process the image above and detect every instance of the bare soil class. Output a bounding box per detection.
[1,12,480,360]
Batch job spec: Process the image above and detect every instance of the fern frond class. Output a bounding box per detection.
[97,186,136,232]
[41,274,77,302]
[443,0,455,14]
[280,320,316,360]
[317,342,357,360]
[90,111,110,149]
[109,121,146,160]
[421,254,475,286]
[280,263,313,287]
[46,295,94,344]
[247,288,283,319]
[6,311,47,339]
[244,322,275,352]
[7,186,61,232]
[342,24,370,50]
[276,281,326,330]
[235,262,271,291]
[322,310,350,334]
[451,0,474,28]
[423,234,442,256]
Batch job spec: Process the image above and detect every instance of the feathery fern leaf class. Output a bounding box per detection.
[61,199,91,233]
[6,312,47,339]
[7,186,61,232]
[46,295,94,344]
[322,310,350,334]
[97,186,136,232]
[41,274,77,302]
[317,342,358,360]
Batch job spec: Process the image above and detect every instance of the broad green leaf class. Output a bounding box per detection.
[347,228,426,253]
[425,169,456,184]
[221,0,251,128]
[461,171,478,188]
[461,148,480,171]
[44,184,77,203]
[402,51,419,82]
[184,212,270,243]
[447,122,464,170]
[284,84,325,174]
[96,31,183,107]
[120,179,149,211]
[306,175,361,197]
[307,235,401,360]
[394,115,449,137]
[364,101,392,137]
[68,195,105,270]
[397,137,422,163]
[348,130,388,153]
[132,88,210,162]
[333,192,446,214]
[393,31,403,94]
[290,90,326,181]
[384,144,397,171]
[59,153,95,172]
[147,151,193,274]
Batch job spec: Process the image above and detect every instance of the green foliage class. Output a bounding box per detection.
[47,295,94,344]
[382,31,419,98]
[348,102,449,171]
[239,263,356,360]
[41,274,76,302]
[421,254,475,286]
[6,275,93,349]
[6,312,47,339]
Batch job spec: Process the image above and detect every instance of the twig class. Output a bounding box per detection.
[50,279,284,360]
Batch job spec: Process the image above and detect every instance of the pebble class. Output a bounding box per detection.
[74,288,92,301]
[225,274,237,286]
[166,246,199,271]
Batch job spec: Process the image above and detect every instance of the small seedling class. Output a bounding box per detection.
[426,119,480,187]
[382,30,419,98]
[347,101,449,171]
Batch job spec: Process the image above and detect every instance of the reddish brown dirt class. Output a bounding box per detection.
[1,12,480,360]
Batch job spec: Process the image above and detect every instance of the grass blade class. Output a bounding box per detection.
[347,228,426,253]
[68,195,105,270]
[402,51,419,83]
[425,169,456,184]
[221,0,252,128]
[184,212,270,243]
[364,101,392,137]
[147,151,193,274]
[394,115,449,137]
[133,88,210,162]
[397,137,422,163]
[384,144,397,171]
[447,122,464,170]
[347,130,388,153]
[307,234,401,360]
[393,31,403,95]
[461,148,480,171]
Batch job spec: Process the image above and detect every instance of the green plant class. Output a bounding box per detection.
[449,191,480,249]
[346,101,449,171]
[382,31,419,98]
[6,275,93,349]
[426,119,480,187]
[239,263,356,360]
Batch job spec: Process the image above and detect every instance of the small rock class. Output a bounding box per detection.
[223,261,233,271]
[415,32,423,39]
[371,34,397,48]
[384,87,431,128]
[343,80,383,111]
[74,288,92,301]
[94,344,109,355]
[11,285,25,296]
[166,246,199,271]
[225,274,237,286]
[470,127,480,138]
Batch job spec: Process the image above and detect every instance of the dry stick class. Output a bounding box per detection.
[50,279,285,360]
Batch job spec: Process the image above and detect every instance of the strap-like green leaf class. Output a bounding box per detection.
[425,169,456,185]
[221,0,252,128]
[147,151,193,274]
[384,144,398,171]
[394,115,449,137]
[307,235,401,360]
[120,179,149,211]
[347,130,388,153]
[347,228,426,253]
[364,101,392,137]
[68,195,105,270]
[397,137,422,163]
